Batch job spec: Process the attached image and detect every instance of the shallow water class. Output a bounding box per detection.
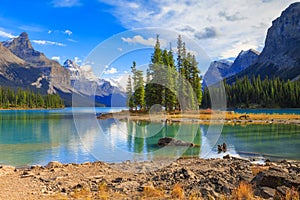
[0,108,299,167]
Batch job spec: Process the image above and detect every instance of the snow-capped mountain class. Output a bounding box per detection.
[63,59,80,81]
[63,59,126,97]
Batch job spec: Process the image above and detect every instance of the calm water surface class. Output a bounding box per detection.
[0,108,299,167]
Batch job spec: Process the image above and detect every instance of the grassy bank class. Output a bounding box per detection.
[98,110,300,125]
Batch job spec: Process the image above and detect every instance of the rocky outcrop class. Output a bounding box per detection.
[0,42,25,66]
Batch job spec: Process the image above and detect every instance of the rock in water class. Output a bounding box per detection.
[157,137,194,147]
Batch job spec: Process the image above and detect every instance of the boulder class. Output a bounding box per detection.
[46,161,63,168]
[251,169,300,193]
[157,137,194,147]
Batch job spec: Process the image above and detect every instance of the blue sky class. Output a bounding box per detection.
[0,0,297,79]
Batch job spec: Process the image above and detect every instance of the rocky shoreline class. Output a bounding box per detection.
[0,157,299,199]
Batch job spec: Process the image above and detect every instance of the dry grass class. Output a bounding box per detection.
[98,182,109,200]
[50,193,69,200]
[285,187,300,200]
[102,109,300,124]
[251,166,269,176]
[188,192,203,200]
[143,185,165,198]
[231,181,254,200]
[171,183,185,199]
[71,188,92,199]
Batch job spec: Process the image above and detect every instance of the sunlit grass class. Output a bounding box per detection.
[284,187,300,200]
[171,183,185,199]
[231,181,254,200]
[251,165,269,176]
[71,187,92,200]
[143,185,165,198]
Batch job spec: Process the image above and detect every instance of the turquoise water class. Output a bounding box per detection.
[0,108,299,167]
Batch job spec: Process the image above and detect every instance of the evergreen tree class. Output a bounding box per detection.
[126,75,134,110]
[202,76,300,108]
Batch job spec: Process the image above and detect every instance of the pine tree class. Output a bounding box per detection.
[126,75,134,110]
[133,69,145,110]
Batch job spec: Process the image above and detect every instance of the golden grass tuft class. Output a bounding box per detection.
[251,165,269,176]
[285,187,300,200]
[188,192,203,200]
[71,187,92,199]
[171,183,185,199]
[231,181,254,200]
[143,185,165,198]
[98,182,110,200]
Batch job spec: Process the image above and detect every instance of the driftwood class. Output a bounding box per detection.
[239,114,250,120]
[157,137,196,147]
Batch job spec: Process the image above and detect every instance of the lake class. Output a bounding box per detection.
[0,108,299,167]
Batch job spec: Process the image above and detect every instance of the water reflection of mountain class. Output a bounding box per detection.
[0,111,93,166]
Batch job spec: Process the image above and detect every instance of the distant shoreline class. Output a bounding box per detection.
[0,107,64,111]
[98,110,300,125]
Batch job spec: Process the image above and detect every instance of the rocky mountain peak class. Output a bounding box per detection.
[258,2,300,68]
[3,32,43,61]
[4,32,33,50]
[63,59,79,69]
[63,59,80,81]
[230,49,259,73]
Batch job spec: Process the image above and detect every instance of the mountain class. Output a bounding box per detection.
[0,32,126,107]
[229,2,300,82]
[230,49,259,73]
[63,59,126,105]
[63,59,80,86]
[3,32,71,92]
[204,60,233,85]
[204,49,259,85]
[0,42,47,90]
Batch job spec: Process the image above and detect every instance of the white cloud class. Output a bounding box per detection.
[74,56,82,64]
[121,35,156,46]
[51,56,61,62]
[64,29,72,36]
[99,0,296,60]
[0,30,15,39]
[67,38,77,42]
[80,65,98,81]
[121,35,167,47]
[52,0,81,7]
[32,40,66,46]
[103,67,118,74]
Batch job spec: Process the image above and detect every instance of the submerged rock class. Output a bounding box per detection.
[157,137,195,147]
